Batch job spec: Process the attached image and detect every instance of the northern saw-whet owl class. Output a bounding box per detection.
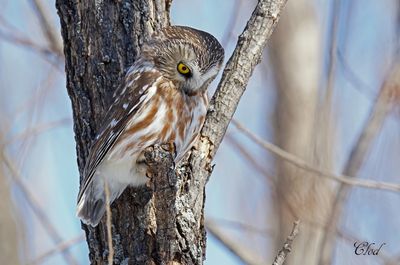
[77,26,224,226]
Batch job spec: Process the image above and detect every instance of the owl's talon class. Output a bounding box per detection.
[136,151,152,179]
[160,141,177,159]
[136,151,148,166]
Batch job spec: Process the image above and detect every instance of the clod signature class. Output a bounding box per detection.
[353,241,386,255]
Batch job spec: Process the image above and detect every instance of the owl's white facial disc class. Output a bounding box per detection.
[178,62,221,95]
[145,26,225,96]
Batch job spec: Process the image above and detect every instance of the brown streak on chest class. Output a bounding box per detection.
[160,123,171,141]
[121,132,157,155]
[120,97,159,141]
[169,130,176,142]
[137,133,158,148]
[158,81,191,141]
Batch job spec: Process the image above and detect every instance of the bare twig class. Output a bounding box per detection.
[232,119,400,193]
[0,14,63,69]
[207,222,265,265]
[13,69,60,120]
[0,30,63,71]
[272,220,300,265]
[5,118,71,145]
[29,0,63,55]
[29,235,85,265]
[337,50,375,98]
[325,0,342,100]
[207,218,273,238]
[227,133,308,224]
[11,69,57,171]
[0,30,53,55]
[104,182,114,265]
[225,134,275,184]
[319,63,400,265]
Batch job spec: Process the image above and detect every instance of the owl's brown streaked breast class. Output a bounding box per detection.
[109,77,208,163]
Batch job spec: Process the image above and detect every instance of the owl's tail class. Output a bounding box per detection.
[76,177,124,227]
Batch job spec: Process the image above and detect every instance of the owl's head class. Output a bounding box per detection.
[142,26,225,95]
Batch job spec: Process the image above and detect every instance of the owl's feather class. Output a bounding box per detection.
[76,68,161,225]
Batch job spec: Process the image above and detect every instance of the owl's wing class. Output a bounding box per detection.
[77,69,161,203]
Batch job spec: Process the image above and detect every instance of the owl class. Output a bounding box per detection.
[76,26,224,226]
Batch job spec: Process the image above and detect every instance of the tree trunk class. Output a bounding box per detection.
[56,1,208,264]
[270,0,335,264]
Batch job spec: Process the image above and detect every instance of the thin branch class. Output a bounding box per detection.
[1,152,79,265]
[319,62,400,265]
[325,0,342,101]
[271,220,300,265]
[104,182,114,265]
[337,49,375,98]
[225,134,275,184]
[227,133,307,223]
[12,68,61,120]
[206,222,265,265]
[207,218,273,238]
[0,30,52,54]
[28,0,63,56]
[0,13,63,70]
[29,235,85,265]
[5,118,71,146]
[231,119,400,193]
[0,30,63,71]
[10,69,57,171]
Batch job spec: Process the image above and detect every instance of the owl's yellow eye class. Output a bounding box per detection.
[177,62,192,77]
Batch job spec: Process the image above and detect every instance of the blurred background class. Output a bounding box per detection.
[0,0,399,264]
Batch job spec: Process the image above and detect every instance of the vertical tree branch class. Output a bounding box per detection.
[269,0,335,264]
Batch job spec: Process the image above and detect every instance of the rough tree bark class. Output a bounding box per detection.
[56,0,287,264]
